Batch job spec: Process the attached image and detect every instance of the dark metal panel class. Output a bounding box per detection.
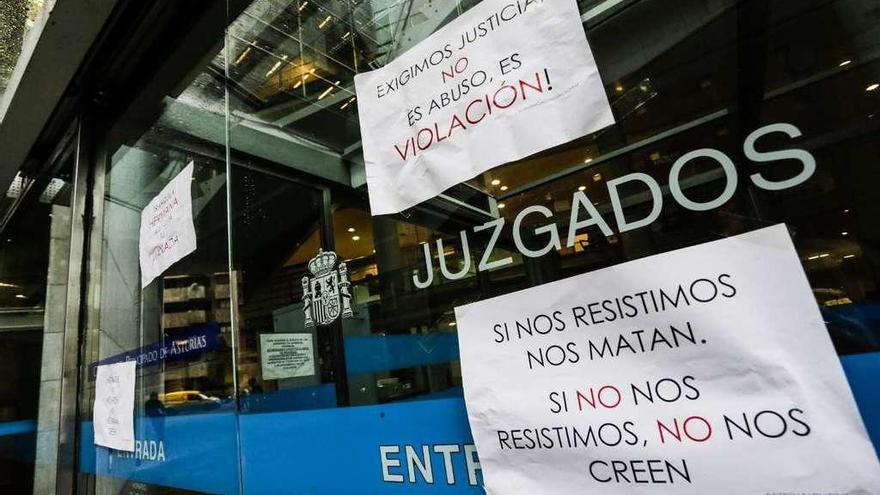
[54,112,98,495]
[0,0,119,199]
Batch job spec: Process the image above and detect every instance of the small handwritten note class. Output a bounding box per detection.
[139,162,197,288]
[94,360,136,451]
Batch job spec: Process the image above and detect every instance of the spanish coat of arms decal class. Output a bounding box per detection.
[302,250,354,327]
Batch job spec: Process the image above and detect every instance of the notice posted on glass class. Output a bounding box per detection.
[260,333,315,380]
[139,161,197,288]
[94,360,136,452]
[354,0,614,215]
[455,225,880,494]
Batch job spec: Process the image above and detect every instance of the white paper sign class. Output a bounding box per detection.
[455,225,880,494]
[260,333,316,380]
[139,162,197,288]
[354,0,614,215]
[93,360,136,452]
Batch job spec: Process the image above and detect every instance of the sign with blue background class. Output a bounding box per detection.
[69,351,880,494]
[87,323,221,380]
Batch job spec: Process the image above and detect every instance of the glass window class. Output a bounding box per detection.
[61,0,880,493]
[0,156,73,493]
[75,45,241,495]
[223,0,880,492]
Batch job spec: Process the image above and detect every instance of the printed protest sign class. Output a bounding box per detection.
[455,225,880,494]
[354,0,614,215]
[94,360,136,452]
[139,162,197,288]
[260,333,316,380]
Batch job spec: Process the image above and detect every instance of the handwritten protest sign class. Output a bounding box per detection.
[94,361,136,451]
[139,162,197,288]
[355,0,614,215]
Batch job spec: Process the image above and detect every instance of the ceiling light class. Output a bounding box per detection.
[265,54,289,78]
[491,179,501,186]
[347,228,356,233]
[841,232,848,236]
[497,203,506,209]
[839,60,852,67]
[318,81,341,100]
[578,186,587,191]
[0,282,17,288]
[593,173,602,182]
[615,84,624,93]
[234,46,253,66]
[500,185,509,192]
[39,177,67,205]
[584,158,593,164]
[15,294,26,299]
[844,255,855,259]
[448,322,457,327]
[342,31,351,41]
[294,72,313,90]
[298,1,309,11]
[819,253,830,258]
[340,97,356,110]
[867,83,880,92]
[808,255,820,260]
[319,15,332,29]
[352,236,361,241]
[266,61,283,78]
[844,209,850,213]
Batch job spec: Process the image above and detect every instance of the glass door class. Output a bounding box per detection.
[76,121,241,495]
[74,17,243,495]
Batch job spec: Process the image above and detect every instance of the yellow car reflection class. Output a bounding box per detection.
[161,390,221,407]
